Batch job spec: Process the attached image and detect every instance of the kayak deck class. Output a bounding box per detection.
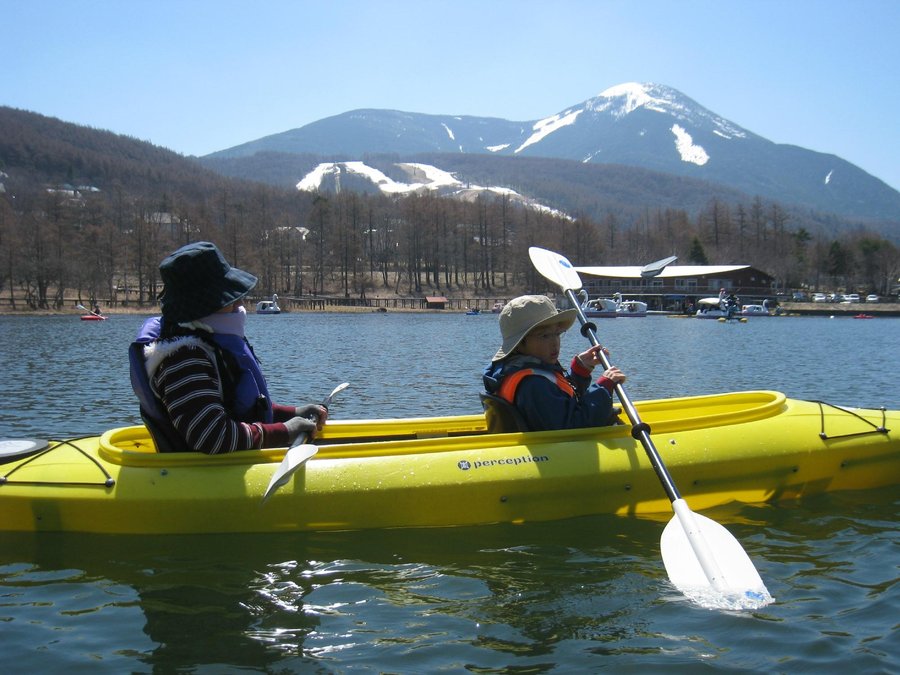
[1,391,898,534]
[103,389,789,461]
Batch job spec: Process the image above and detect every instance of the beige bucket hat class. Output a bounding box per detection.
[492,295,577,362]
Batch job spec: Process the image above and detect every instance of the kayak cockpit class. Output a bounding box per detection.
[95,391,792,467]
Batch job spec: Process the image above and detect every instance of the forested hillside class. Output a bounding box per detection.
[1,107,897,311]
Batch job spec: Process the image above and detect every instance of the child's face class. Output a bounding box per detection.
[518,322,566,364]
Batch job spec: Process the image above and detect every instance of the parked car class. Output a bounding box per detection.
[841,293,860,303]
[865,294,880,303]
[791,291,808,301]
[812,293,828,303]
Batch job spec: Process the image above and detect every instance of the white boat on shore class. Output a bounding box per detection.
[255,294,282,314]
[741,304,771,316]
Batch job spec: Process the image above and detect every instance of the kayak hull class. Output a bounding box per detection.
[1,391,898,534]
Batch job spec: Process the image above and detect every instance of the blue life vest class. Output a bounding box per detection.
[129,317,274,452]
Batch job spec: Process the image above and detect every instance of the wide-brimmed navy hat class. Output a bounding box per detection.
[158,241,257,324]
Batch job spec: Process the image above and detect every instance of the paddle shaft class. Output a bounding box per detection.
[289,382,348,450]
[76,303,102,317]
[527,247,767,601]
[564,287,682,503]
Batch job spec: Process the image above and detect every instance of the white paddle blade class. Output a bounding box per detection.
[661,505,773,610]
[528,247,584,292]
[323,382,349,407]
[262,444,318,502]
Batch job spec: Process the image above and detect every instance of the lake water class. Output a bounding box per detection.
[0,312,898,672]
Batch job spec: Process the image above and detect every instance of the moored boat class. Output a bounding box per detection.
[581,297,618,318]
[580,293,647,318]
[1,390,897,535]
[255,293,281,314]
[740,304,771,316]
[616,299,648,317]
[696,299,742,320]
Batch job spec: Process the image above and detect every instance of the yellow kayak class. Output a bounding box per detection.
[1,390,897,534]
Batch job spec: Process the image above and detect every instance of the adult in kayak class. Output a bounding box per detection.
[129,241,325,453]
[482,294,626,431]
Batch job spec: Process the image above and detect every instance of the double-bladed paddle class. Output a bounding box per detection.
[76,303,103,317]
[528,246,772,610]
[262,382,349,502]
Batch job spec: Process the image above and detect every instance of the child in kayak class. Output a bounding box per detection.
[130,241,326,453]
[482,294,626,431]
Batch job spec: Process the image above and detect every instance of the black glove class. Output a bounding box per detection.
[284,416,317,444]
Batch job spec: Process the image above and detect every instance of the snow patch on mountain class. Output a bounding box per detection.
[398,162,459,188]
[296,161,570,219]
[486,143,510,152]
[441,123,455,140]
[825,170,833,184]
[671,124,709,165]
[296,163,340,191]
[515,109,583,153]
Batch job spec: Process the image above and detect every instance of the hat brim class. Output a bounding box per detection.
[161,266,257,324]
[492,308,577,361]
[221,267,258,306]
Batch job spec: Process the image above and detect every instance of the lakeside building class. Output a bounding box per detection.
[574,264,776,312]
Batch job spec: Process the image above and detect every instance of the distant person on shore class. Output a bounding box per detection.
[129,241,326,453]
[482,295,626,431]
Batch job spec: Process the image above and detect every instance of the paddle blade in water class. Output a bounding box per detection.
[262,444,318,502]
[661,508,773,610]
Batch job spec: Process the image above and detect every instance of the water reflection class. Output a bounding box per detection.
[0,487,897,671]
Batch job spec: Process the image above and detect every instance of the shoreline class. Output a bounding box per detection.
[3,301,899,318]
[0,304,487,317]
[0,293,517,317]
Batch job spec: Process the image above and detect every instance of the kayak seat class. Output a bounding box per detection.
[479,393,530,433]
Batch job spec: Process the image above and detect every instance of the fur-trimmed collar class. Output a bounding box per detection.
[143,335,219,383]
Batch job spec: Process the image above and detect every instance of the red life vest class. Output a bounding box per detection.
[497,368,575,404]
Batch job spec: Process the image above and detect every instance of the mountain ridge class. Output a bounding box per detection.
[203,82,900,224]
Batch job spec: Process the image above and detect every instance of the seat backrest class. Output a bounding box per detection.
[479,392,530,433]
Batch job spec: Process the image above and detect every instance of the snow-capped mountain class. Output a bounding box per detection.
[204,83,900,222]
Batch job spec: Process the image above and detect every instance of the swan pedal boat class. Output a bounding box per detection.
[1,390,897,535]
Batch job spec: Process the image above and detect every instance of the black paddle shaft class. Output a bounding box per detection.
[565,288,682,503]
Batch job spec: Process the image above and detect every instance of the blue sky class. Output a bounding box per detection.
[4,0,900,191]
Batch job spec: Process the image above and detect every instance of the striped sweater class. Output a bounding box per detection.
[146,337,294,453]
